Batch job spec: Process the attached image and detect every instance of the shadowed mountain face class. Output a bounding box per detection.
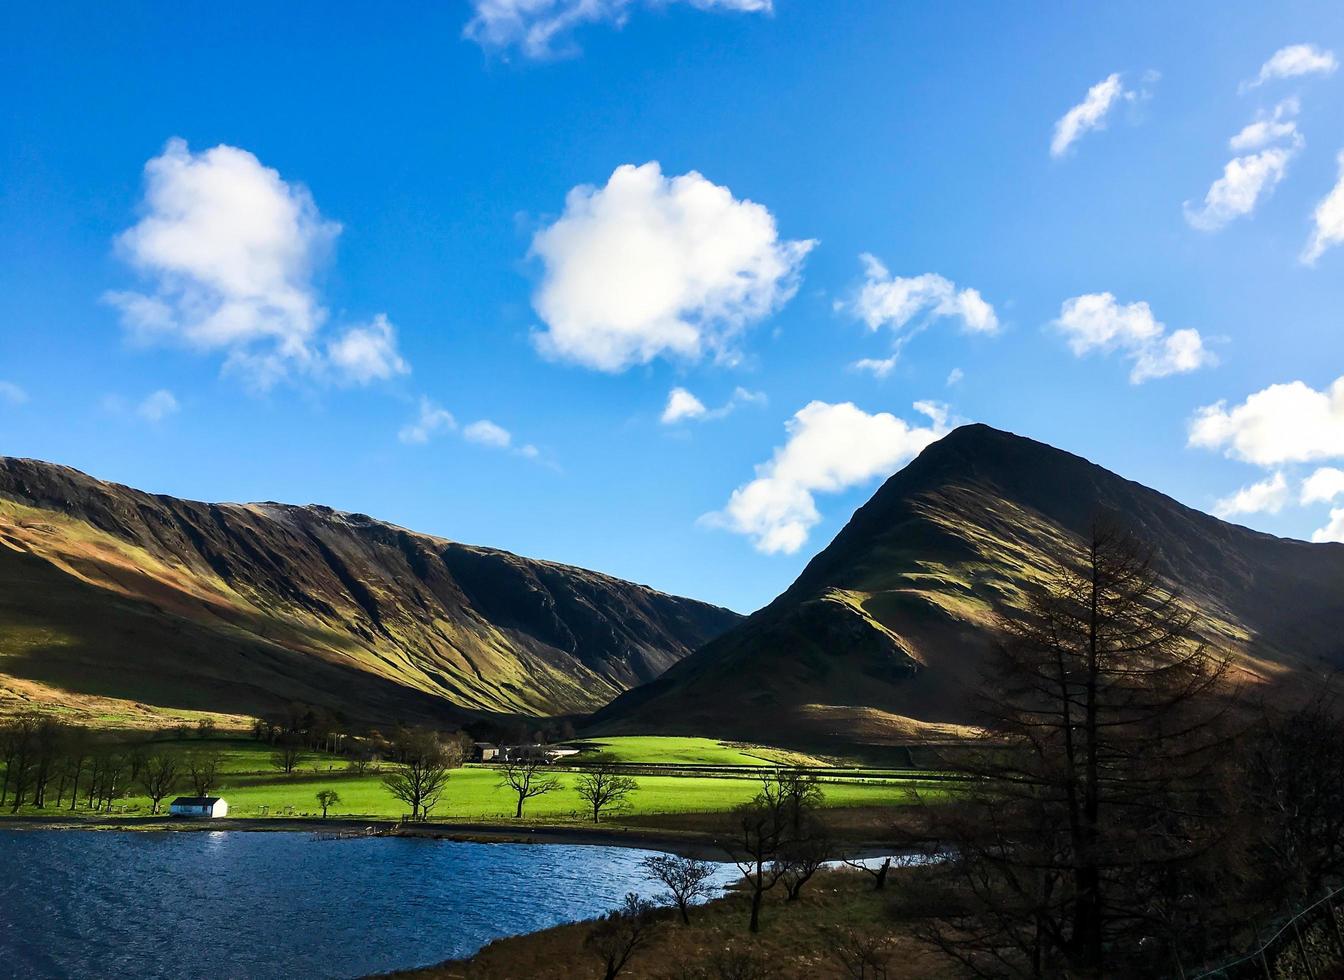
[593,424,1344,748]
[0,458,740,727]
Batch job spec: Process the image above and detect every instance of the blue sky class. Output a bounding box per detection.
[3,2,1344,613]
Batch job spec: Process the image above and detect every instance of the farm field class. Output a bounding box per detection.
[1,737,939,824]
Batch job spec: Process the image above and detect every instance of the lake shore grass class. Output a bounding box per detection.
[378,866,954,979]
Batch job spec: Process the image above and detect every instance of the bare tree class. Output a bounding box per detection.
[196,717,216,738]
[641,854,718,924]
[499,755,561,819]
[139,749,182,814]
[664,948,776,979]
[727,774,790,933]
[584,893,658,980]
[913,520,1238,978]
[2,714,39,811]
[271,737,305,775]
[778,818,832,901]
[841,855,893,892]
[575,763,638,823]
[382,728,462,820]
[186,749,225,797]
[315,789,341,818]
[824,927,893,979]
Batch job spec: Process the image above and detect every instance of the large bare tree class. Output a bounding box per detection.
[382,729,461,821]
[913,520,1238,978]
[139,749,182,814]
[641,854,718,924]
[575,763,638,823]
[498,754,561,819]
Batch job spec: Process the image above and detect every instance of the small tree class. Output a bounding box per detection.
[779,819,832,901]
[186,750,224,797]
[584,893,658,980]
[841,855,893,892]
[315,789,340,818]
[641,854,718,925]
[575,763,638,823]
[824,927,893,980]
[499,754,561,819]
[196,718,216,738]
[727,775,790,933]
[139,749,181,814]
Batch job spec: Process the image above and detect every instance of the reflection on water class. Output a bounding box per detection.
[0,830,741,979]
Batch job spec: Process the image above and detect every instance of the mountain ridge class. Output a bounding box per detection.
[592,423,1344,747]
[0,456,741,727]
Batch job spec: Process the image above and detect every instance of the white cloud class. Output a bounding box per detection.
[946,367,964,386]
[661,387,708,424]
[660,384,766,424]
[1213,472,1289,518]
[0,381,28,405]
[530,162,813,372]
[703,400,950,554]
[1312,508,1344,543]
[398,398,457,444]
[1302,151,1344,265]
[106,139,407,389]
[136,389,179,423]
[464,419,513,448]
[1054,293,1215,383]
[1243,44,1338,91]
[1185,102,1302,231]
[1301,466,1344,504]
[1189,376,1344,466]
[847,254,998,336]
[326,314,410,385]
[1051,73,1129,158]
[464,0,771,58]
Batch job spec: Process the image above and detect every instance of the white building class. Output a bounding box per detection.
[169,796,228,818]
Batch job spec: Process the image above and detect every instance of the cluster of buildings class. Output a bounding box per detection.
[471,742,580,764]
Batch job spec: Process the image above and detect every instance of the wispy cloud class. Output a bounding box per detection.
[660,385,766,425]
[1050,71,1156,158]
[1241,43,1337,92]
[1185,100,1302,231]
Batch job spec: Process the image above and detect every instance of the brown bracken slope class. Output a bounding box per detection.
[592,424,1344,748]
[0,458,740,727]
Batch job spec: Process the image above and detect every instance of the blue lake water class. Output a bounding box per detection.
[0,830,741,979]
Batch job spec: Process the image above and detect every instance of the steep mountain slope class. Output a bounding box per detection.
[0,458,740,726]
[593,424,1344,747]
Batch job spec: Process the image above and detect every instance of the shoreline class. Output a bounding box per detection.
[0,814,905,862]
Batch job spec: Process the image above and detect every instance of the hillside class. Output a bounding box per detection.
[0,458,740,727]
[593,424,1344,748]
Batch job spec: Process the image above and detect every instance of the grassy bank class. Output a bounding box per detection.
[386,867,953,979]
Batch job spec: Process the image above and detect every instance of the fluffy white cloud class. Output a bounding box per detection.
[1213,472,1289,518]
[0,381,28,405]
[1312,508,1344,543]
[661,387,708,424]
[326,315,410,385]
[1243,44,1338,91]
[1185,103,1302,231]
[464,0,770,58]
[530,162,813,372]
[106,139,407,389]
[1054,293,1214,383]
[464,419,513,448]
[1302,151,1344,265]
[136,389,179,422]
[398,398,457,444]
[660,385,765,424]
[704,400,950,554]
[1189,376,1344,466]
[1051,73,1128,158]
[1301,466,1344,504]
[848,254,998,335]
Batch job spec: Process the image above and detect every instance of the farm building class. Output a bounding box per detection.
[472,742,500,761]
[169,796,228,818]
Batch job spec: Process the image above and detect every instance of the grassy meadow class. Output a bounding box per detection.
[2,735,938,824]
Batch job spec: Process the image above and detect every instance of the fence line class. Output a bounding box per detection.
[1186,885,1344,979]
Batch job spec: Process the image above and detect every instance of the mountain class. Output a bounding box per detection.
[0,457,740,728]
[593,424,1344,749]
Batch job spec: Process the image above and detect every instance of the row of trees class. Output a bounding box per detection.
[0,718,227,814]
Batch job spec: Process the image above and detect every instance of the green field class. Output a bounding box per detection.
[574,735,828,768]
[3,738,934,823]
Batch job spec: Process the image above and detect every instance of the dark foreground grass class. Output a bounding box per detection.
[385,868,954,980]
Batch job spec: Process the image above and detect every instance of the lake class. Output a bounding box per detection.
[0,829,742,978]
